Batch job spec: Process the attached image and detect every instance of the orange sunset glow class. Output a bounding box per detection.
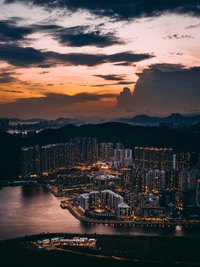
[0,0,200,119]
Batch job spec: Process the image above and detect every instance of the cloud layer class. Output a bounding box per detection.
[0,92,116,118]
[4,0,200,20]
[0,43,154,67]
[116,64,200,115]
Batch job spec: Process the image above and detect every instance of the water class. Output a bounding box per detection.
[0,186,199,241]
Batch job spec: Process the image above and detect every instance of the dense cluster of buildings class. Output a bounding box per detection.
[20,137,200,219]
[20,137,199,178]
[79,190,131,219]
[20,137,134,177]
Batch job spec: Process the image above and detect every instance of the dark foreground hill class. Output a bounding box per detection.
[0,233,200,267]
[190,121,200,133]
[0,122,200,179]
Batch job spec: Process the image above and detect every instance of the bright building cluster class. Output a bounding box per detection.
[20,137,200,220]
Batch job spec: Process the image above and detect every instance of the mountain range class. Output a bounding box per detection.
[112,113,200,126]
[3,113,200,128]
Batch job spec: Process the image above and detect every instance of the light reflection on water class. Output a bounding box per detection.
[0,186,199,240]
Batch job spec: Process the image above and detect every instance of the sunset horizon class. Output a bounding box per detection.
[0,0,200,119]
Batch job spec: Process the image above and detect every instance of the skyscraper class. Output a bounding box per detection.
[21,146,34,178]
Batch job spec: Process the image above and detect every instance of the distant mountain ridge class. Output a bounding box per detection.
[3,113,200,126]
[113,113,200,125]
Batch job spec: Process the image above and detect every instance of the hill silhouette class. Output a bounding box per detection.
[0,122,200,179]
[190,121,200,133]
[114,113,200,125]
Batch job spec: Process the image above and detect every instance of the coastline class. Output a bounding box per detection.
[65,202,200,227]
[45,183,200,228]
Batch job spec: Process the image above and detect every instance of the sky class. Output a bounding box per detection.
[0,0,200,119]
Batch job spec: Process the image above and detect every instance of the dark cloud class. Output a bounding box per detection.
[0,20,33,43]
[0,21,122,49]
[115,64,200,115]
[47,84,53,86]
[91,81,134,87]
[164,34,193,40]
[4,0,200,20]
[58,31,124,47]
[0,88,23,93]
[0,43,154,67]
[113,62,136,66]
[118,81,135,85]
[149,63,185,72]
[0,92,116,118]
[54,27,124,47]
[38,71,49,75]
[108,52,154,63]
[92,74,134,87]
[0,68,19,84]
[185,23,200,29]
[93,74,127,81]
[31,24,124,47]
[20,81,31,85]
[0,44,46,67]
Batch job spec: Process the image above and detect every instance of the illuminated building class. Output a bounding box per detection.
[41,145,51,172]
[93,174,121,190]
[79,193,89,211]
[99,142,113,161]
[33,145,41,174]
[57,143,65,168]
[131,169,148,193]
[101,189,124,211]
[73,137,81,164]
[117,203,131,217]
[81,137,99,164]
[180,169,200,192]
[159,189,176,208]
[182,189,196,212]
[101,189,115,207]
[142,207,165,218]
[89,191,100,208]
[115,142,124,150]
[147,170,165,193]
[114,149,125,167]
[81,137,87,163]
[134,146,173,170]
[165,170,180,190]
[21,146,34,178]
[176,151,197,170]
[65,142,75,167]
[113,193,124,211]
[121,168,131,189]
[92,138,99,163]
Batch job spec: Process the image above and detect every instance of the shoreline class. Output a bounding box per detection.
[65,203,200,227]
[45,184,200,228]
[1,232,200,267]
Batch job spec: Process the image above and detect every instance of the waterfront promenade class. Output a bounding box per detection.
[62,200,200,228]
[46,184,200,228]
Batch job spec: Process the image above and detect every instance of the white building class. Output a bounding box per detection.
[117,203,131,217]
[79,193,89,211]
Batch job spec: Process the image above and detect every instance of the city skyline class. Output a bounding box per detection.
[0,0,200,119]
